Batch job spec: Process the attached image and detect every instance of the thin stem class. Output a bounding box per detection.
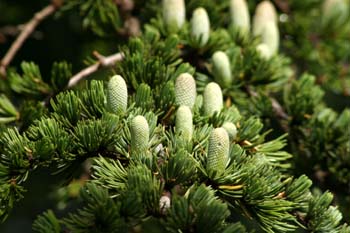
[66,52,124,89]
[245,86,290,131]
[0,1,62,78]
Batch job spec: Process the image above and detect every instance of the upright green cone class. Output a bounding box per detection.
[107,75,128,114]
[203,82,223,116]
[212,51,232,88]
[253,1,279,55]
[175,73,196,109]
[253,0,277,36]
[190,7,210,47]
[131,115,149,154]
[260,22,279,55]
[162,0,185,33]
[207,127,229,178]
[230,0,250,32]
[176,105,193,142]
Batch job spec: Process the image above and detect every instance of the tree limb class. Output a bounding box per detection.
[245,86,290,131]
[0,26,44,44]
[67,52,124,89]
[0,1,62,79]
[273,0,290,13]
[245,86,289,120]
[270,97,289,120]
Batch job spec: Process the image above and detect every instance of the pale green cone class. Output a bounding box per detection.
[203,82,223,116]
[230,0,250,32]
[176,105,193,141]
[207,127,229,178]
[212,51,232,88]
[162,0,185,33]
[222,122,237,140]
[260,21,279,55]
[253,0,277,36]
[256,43,272,59]
[190,7,210,47]
[175,73,197,109]
[131,115,149,153]
[107,75,127,114]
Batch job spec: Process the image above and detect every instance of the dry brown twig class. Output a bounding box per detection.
[0,0,123,88]
[0,0,63,79]
[41,51,123,106]
[273,0,290,13]
[67,51,124,89]
[0,26,44,42]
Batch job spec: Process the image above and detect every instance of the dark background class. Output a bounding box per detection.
[0,1,116,232]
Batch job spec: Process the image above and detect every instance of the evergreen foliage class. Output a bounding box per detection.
[0,0,349,232]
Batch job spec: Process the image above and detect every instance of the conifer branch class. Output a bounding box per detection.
[0,1,62,79]
[1,1,349,231]
[67,52,124,89]
[246,86,289,130]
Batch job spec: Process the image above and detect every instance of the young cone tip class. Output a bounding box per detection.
[230,0,250,31]
[222,122,237,140]
[107,75,128,114]
[175,73,196,108]
[162,0,185,33]
[256,43,272,59]
[176,105,193,141]
[203,82,223,116]
[212,51,232,88]
[254,1,277,23]
[159,195,171,214]
[191,7,210,47]
[253,0,277,36]
[260,21,279,55]
[322,0,349,25]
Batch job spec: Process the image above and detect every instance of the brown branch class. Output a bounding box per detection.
[0,1,62,79]
[245,86,290,131]
[273,0,290,13]
[246,86,289,120]
[67,52,124,89]
[270,97,289,120]
[0,25,44,41]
